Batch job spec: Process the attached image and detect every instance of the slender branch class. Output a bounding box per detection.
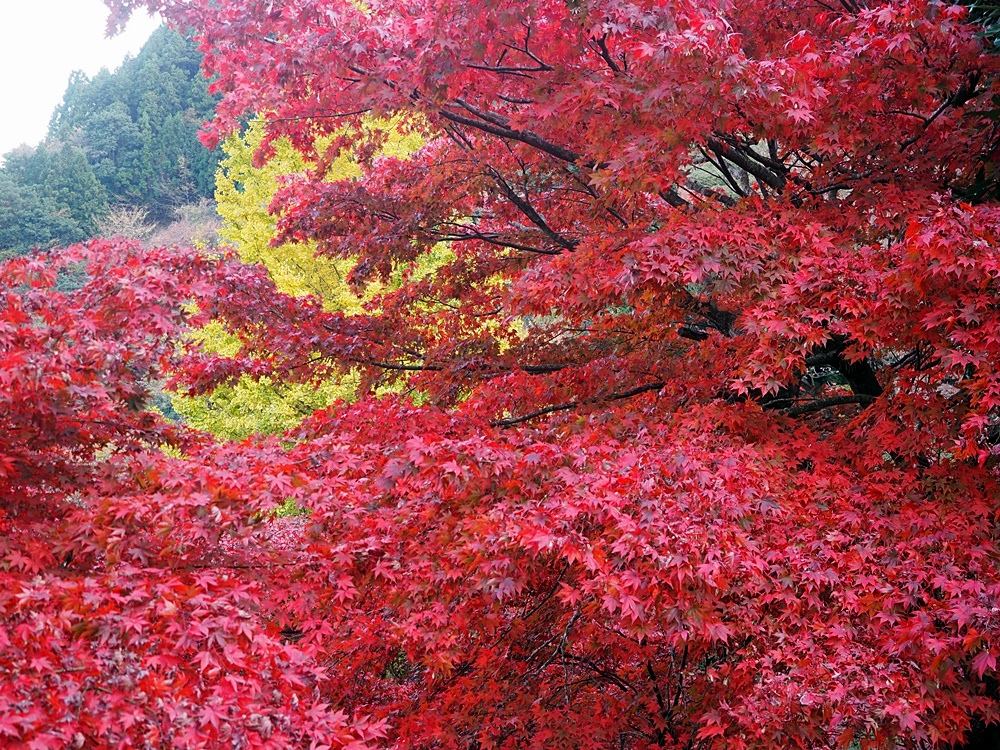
[647,660,669,719]
[334,351,572,376]
[560,653,633,692]
[432,227,561,256]
[707,138,786,192]
[520,364,570,374]
[465,63,552,75]
[442,124,475,152]
[363,360,443,372]
[438,100,685,212]
[497,94,536,104]
[506,23,553,70]
[267,109,370,123]
[682,180,739,207]
[493,381,664,428]
[715,134,788,173]
[437,107,584,165]
[899,71,983,151]
[592,34,623,74]
[671,644,688,711]
[698,147,747,198]
[782,394,876,417]
[485,167,578,251]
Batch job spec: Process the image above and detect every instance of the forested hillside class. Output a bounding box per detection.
[0,25,218,256]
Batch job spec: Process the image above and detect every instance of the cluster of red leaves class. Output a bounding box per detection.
[0,242,387,748]
[4,0,1000,746]
[269,399,1000,749]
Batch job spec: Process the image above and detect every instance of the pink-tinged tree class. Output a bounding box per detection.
[2,0,1000,746]
[0,243,387,748]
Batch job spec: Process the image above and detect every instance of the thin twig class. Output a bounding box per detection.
[782,394,876,417]
[493,381,664,428]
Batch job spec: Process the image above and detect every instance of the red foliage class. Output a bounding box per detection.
[3,0,1000,746]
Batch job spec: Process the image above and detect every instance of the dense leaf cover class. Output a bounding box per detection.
[0,143,107,252]
[3,0,1000,746]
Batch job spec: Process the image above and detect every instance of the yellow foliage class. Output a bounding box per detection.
[213,119,364,311]
[172,118,427,440]
[187,320,243,358]
[214,118,424,310]
[172,373,359,442]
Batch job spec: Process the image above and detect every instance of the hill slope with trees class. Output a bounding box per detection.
[0,25,218,256]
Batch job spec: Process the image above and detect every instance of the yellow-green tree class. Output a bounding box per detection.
[169,320,360,442]
[216,120,357,310]
[171,120,422,440]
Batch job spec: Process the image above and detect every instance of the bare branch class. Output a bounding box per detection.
[485,167,578,251]
[591,34,622,74]
[707,138,786,192]
[782,394,876,417]
[437,107,585,165]
[493,381,664,428]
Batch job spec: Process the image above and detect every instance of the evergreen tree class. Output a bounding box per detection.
[0,173,86,256]
[3,142,107,236]
[0,25,219,251]
[82,101,146,202]
[41,144,108,235]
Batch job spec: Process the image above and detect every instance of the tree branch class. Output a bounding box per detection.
[486,167,578,251]
[782,394,876,416]
[438,106,584,165]
[707,138,786,192]
[591,34,622,74]
[492,381,664,428]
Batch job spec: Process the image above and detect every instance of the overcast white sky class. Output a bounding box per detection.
[0,1,162,156]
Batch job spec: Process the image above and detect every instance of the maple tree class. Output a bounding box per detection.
[4,0,1000,747]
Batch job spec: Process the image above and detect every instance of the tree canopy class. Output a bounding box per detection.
[3,0,1000,748]
[0,142,106,255]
